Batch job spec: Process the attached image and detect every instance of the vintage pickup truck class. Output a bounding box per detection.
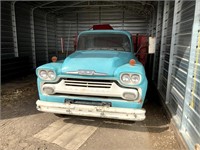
[36,29,148,121]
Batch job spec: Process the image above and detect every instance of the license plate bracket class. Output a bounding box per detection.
[65,99,111,107]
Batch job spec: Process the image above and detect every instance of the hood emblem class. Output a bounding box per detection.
[67,70,107,76]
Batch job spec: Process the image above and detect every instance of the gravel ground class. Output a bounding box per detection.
[0,75,181,150]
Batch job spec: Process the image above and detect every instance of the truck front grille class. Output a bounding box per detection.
[63,78,113,88]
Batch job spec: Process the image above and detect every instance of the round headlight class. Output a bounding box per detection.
[48,71,56,80]
[39,70,48,79]
[121,74,130,83]
[131,74,140,84]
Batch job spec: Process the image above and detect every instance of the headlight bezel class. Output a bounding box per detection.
[38,69,56,80]
[39,70,48,79]
[120,73,142,85]
[48,70,56,80]
[120,73,131,83]
[131,74,141,85]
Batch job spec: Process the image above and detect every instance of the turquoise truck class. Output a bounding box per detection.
[36,28,148,121]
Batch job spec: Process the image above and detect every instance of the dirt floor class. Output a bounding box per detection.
[0,75,181,150]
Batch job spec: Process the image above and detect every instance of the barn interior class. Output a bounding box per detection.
[1,1,200,149]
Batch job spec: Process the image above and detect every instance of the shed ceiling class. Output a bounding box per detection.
[23,1,157,16]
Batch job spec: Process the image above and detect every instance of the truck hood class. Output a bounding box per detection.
[61,50,133,76]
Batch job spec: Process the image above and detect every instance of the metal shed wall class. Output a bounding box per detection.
[15,2,32,59]
[1,1,58,81]
[158,1,174,99]
[1,2,15,59]
[1,2,32,80]
[56,13,77,58]
[155,0,200,149]
[34,9,48,66]
[1,1,200,149]
[166,0,195,127]
[47,15,57,60]
[180,0,200,148]
[152,1,163,85]
[56,8,150,55]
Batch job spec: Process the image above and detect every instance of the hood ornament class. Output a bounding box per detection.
[67,70,107,76]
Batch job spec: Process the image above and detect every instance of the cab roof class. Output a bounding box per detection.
[78,30,132,39]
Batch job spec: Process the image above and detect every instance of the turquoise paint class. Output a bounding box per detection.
[38,92,142,109]
[61,50,133,76]
[36,30,148,109]
[36,61,63,82]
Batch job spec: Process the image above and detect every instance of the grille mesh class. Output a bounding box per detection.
[64,79,112,88]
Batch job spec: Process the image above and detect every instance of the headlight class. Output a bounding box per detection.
[48,71,56,80]
[131,74,140,85]
[39,70,48,79]
[38,70,56,80]
[121,74,130,83]
[120,73,141,85]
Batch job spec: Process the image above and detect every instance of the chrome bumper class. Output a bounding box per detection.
[36,100,146,121]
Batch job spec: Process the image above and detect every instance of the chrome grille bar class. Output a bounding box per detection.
[64,79,112,88]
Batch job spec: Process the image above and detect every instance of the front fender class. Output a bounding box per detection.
[114,63,148,101]
[36,61,63,77]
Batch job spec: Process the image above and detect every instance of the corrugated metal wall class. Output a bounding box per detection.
[180,0,200,148]
[56,13,77,57]
[1,2,32,80]
[47,14,57,60]
[1,1,200,149]
[34,9,47,66]
[1,1,57,79]
[155,0,200,149]
[15,2,32,59]
[152,1,163,85]
[56,8,150,55]
[166,0,195,127]
[16,3,57,67]
[158,1,174,99]
[1,2,14,59]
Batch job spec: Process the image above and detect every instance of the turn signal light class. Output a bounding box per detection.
[123,92,138,101]
[43,87,54,95]
[51,56,57,62]
[129,59,136,66]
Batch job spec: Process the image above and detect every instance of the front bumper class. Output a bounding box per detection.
[36,100,146,121]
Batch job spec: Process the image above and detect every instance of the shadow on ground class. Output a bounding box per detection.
[60,80,170,133]
[1,74,169,134]
[1,75,40,120]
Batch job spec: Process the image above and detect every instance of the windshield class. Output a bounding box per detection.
[77,33,131,52]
